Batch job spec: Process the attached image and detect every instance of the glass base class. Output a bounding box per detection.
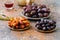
[6,7,13,10]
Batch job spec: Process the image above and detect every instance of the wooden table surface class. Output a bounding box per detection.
[0,0,60,40]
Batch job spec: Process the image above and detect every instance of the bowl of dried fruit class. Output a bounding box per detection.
[21,4,51,20]
[35,19,56,33]
[8,17,31,31]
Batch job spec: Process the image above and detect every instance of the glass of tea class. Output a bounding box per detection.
[4,0,14,10]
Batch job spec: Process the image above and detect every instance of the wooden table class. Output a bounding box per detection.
[0,0,60,40]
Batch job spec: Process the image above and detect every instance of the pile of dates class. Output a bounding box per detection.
[35,19,56,32]
[8,17,30,29]
[23,4,50,18]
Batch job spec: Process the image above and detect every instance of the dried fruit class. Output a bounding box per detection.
[8,17,30,29]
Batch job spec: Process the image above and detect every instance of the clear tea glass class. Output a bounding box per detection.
[4,0,14,10]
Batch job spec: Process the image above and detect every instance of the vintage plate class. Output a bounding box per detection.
[9,25,31,31]
[36,27,57,33]
[20,11,51,20]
